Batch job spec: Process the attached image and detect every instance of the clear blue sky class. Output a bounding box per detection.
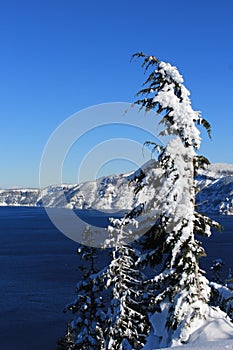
[1,0,232,188]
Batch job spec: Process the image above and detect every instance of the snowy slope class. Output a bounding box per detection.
[0,188,40,206]
[196,163,233,215]
[150,319,233,350]
[160,339,233,350]
[0,162,233,215]
[0,167,139,210]
[144,305,233,349]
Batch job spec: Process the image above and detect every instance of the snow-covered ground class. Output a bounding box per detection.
[162,339,233,350]
[144,307,233,349]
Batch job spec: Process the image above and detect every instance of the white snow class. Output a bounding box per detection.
[143,305,233,349]
[159,62,184,84]
[154,339,233,350]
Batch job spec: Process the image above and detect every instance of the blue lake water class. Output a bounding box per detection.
[0,207,79,350]
[0,207,233,350]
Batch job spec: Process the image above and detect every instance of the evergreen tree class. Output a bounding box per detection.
[57,322,75,350]
[210,258,224,283]
[226,268,233,290]
[209,267,233,321]
[105,238,150,350]
[210,282,233,321]
[59,52,233,350]
[124,52,231,347]
[64,226,107,349]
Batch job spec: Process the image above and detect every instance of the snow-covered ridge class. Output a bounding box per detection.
[0,173,135,210]
[196,163,233,215]
[0,162,233,215]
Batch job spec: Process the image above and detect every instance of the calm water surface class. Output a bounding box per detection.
[0,207,79,350]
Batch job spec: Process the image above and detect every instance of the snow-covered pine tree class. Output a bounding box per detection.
[57,322,75,350]
[210,258,224,283]
[64,226,106,350]
[226,268,233,290]
[105,233,150,350]
[210,282,233,321]
[127,52,232,347]
[209,267,233,321]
